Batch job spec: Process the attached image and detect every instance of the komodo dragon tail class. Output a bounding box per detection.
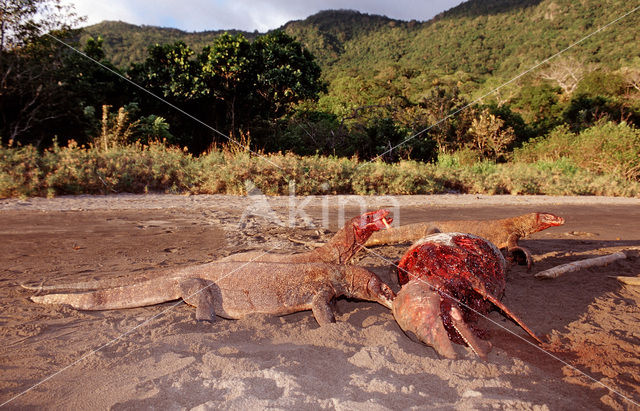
[30,277,181,310]
[364,223,438,246]
[21,279,127,292]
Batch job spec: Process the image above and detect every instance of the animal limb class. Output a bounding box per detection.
[393,279,458,359]
[449,304,492,360]
[311,289,337,325]
[507,245,533,270]
[179,278,216,322]
[393,279,492,360]
[466,275,544,344]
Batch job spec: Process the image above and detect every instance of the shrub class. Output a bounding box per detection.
[514,121,640,181]
[571,121,640,180]
[513,124,575,162]
[0,144,43,198]
[1,138,639,198]
[467,109,515,161]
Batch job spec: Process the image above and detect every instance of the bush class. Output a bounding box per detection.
[573,121,640,180]
[513,125,575,162]
[1,138,639,198]
[514,121,640,181]
[0,144,43,198]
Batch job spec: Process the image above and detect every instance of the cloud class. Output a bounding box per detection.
[65,0,466,32]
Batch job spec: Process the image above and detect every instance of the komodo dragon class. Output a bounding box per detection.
[21,210,392,292]
[365,212,565,269]
[30,261,395,325]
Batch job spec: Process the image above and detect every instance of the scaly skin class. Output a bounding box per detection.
[366,212,565,269]
[30,262,395,326]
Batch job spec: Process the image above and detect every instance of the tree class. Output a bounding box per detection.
[129,41,201,103]
[468,109,515,161]
[575,70,626,98]
[276,107,343,155]
[0,0,80,53]
[199,33,253,139]
[416,85,476,154]
[251,30,325,120]
[0,0,84,145]
[127,32,325,151]
[128,41,209,148]
[539,56,592,96]
[620,66,640,93]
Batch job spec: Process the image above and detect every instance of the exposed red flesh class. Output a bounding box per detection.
[395,233,542,357]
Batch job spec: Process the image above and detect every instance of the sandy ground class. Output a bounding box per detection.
[1,194,639,410]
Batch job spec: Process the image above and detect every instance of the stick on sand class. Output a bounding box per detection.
[534,251,627,280]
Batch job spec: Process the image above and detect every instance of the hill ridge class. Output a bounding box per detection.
[82,1,639,79]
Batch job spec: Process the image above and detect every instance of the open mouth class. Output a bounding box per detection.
[355,209,393,230]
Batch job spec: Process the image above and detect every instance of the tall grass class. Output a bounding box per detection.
[2,123,639,198]
[0,140,199,198]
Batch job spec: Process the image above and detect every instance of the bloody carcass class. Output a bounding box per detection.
[392,232,543,359]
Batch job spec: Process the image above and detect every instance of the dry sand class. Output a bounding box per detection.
[1,194,639,409]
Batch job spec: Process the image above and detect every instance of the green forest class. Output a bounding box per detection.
[1,0,640,197]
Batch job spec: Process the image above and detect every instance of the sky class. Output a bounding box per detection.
[63,0,467,32]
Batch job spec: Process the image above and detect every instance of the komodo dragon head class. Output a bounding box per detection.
[351,209,393,245]
[341,266,395,309]
[534,212,565,232]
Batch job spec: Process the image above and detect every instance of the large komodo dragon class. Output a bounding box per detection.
[22,209,392,292]
[30,262,395,325]
[365,212,565,269]
[27,210,396,324]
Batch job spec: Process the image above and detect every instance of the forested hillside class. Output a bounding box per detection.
[79,21,258,68]
[88,1,639,80]
[78,0,640,156]
[2,0,639,193]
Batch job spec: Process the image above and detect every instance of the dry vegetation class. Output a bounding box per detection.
[2,120,639,199]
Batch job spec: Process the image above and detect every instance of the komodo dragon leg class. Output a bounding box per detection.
[506,233,533,270]
[311,288,337,325]
[179,278,216,322]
